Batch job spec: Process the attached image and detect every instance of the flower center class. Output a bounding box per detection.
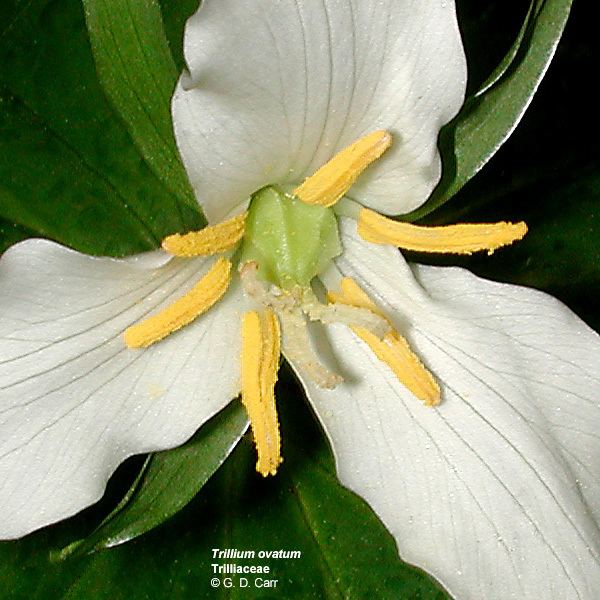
[238,186,342,290]
[122,129,529,477]
[238,260,390,390]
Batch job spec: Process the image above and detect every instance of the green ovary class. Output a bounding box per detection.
[239,187,342,289]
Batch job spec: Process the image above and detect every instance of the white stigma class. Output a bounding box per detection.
[239,262,390,389]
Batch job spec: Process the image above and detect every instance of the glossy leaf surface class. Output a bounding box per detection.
[410,0,573,220]
[81,0,197,210]
[0,377,448,599]
[57,401,249,558]
[0,0,202,256]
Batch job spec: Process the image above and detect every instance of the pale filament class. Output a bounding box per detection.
[239,262,342,389]
[278,310,343,390]
[239,262,390,336]
[239,262,394,389]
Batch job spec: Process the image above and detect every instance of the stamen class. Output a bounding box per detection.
[279,310,343,390]
[329,278,440,406]
[124,257,232,348]
[161,212,247,257]
[239,262,343,389]
[241,310,283,477]
[293,130,392,208]
[301,289,390,338]
[358,208,527,255]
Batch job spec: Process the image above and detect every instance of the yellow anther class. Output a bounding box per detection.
[358,208,527,255]
[294,130,392,208]
[241,310,283,477]
[329,278,440,406]
[161,212,247,257]
[124,257,232,348]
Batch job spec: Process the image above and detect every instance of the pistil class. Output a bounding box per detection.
[278,310,343,390]
[239,261,393,390]
[239,261,343,388]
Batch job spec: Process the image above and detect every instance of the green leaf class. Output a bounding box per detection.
[56,401,249,559]
[0,217,36,254]
[0,375,446,599]
[0,0,202,256]
[0,88,156,255]
[409,164,600,335]
[276,391,448,599]
[503,171,600,291]
[159,0,199,71]
[432,166,600,287]
[476,2,536,95]
[409,0,573,220]
[81,0,197,211]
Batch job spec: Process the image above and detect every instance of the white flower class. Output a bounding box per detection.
[1,1,599,599]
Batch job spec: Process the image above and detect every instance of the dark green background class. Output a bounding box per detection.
[0,0,596,598]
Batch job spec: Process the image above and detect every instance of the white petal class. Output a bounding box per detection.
[0,240,247,538]
[297,220,600,599]
[172,0,466,221]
